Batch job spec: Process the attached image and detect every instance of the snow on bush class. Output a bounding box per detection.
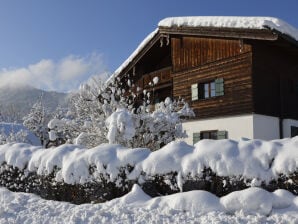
[0,143,41,169]
[27,144,150,184]
[0,137,296,187]
[129,137,298,188]
[106,108,136,144]
[49,74,194,150]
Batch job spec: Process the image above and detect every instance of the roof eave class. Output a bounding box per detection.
[159,26,279,41]
[263,25,298,47]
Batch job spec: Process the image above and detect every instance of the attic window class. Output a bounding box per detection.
[191,78,224,101]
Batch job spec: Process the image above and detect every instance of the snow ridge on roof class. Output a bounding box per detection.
[158,16,298,41]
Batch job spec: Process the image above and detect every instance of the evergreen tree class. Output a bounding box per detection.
[23,94,48,146]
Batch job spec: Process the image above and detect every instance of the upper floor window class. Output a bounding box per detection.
[204,81,216,98]
[191,78,224,101]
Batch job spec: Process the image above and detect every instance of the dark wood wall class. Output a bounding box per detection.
[171,36,253,118]
[171,36,251,73]
[252,39,298,120]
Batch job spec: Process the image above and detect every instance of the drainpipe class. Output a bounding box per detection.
[279,118,283,139]
[279,74,284,139]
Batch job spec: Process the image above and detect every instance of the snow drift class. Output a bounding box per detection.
[0,185,297,223]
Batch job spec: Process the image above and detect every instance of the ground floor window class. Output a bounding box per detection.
[201,130,218,140]
[291,126,298,137]
[193,130,228,144]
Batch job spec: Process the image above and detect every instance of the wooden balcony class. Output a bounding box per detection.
[139,66,172,91]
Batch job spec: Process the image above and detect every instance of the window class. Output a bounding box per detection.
[291,126,298,137]
[204,81,216,98]
[193,130,228,144]
[201,130,218,140]
[191,78,224,101]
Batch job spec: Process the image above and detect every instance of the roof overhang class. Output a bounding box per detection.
[118,31,161,78]
[109,17,298,82]
[159,26,279,41]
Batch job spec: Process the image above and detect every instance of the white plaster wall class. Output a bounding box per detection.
[283,119,298,137]
[182,114,286,145]
[252,114,279,140]
[182,115,254,145]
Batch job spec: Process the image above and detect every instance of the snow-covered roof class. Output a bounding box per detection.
[158,16,298,41]
[109,16,298,82]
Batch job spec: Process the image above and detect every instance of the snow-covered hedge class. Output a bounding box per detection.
[0,137,297,203]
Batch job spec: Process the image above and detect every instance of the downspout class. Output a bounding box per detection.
[279,74,284,139]
[279,118,283,139]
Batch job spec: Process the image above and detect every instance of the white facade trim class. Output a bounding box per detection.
[252,114,279,140]
[182,114,298,145]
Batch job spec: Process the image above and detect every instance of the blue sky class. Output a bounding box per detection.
[0,0,297,92]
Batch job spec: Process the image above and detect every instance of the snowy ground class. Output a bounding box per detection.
[0,185,297,224]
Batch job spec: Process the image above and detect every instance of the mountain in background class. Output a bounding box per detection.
[0,85,68,122]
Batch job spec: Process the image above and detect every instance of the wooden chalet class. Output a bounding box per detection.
[111,17,298,144]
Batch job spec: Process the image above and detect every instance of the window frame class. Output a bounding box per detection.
[191,78,224,101]
[193,130,228,144]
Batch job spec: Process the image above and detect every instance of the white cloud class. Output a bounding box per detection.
[0,53,109,92]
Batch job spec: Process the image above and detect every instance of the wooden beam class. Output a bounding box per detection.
[159,27,279,41]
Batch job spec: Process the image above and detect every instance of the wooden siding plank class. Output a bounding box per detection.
[172,52,253,118]
[172,36,251,73]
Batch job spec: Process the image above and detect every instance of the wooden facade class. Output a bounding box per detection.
[171,36,253,118]
[116,25,298,123]
[251,39,298,120]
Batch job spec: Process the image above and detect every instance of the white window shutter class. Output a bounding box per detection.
[191,83,198,101]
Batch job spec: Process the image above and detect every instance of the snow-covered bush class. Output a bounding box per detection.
[50,75,194,149]
[106,108,136,144]
[106,97,193,150]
